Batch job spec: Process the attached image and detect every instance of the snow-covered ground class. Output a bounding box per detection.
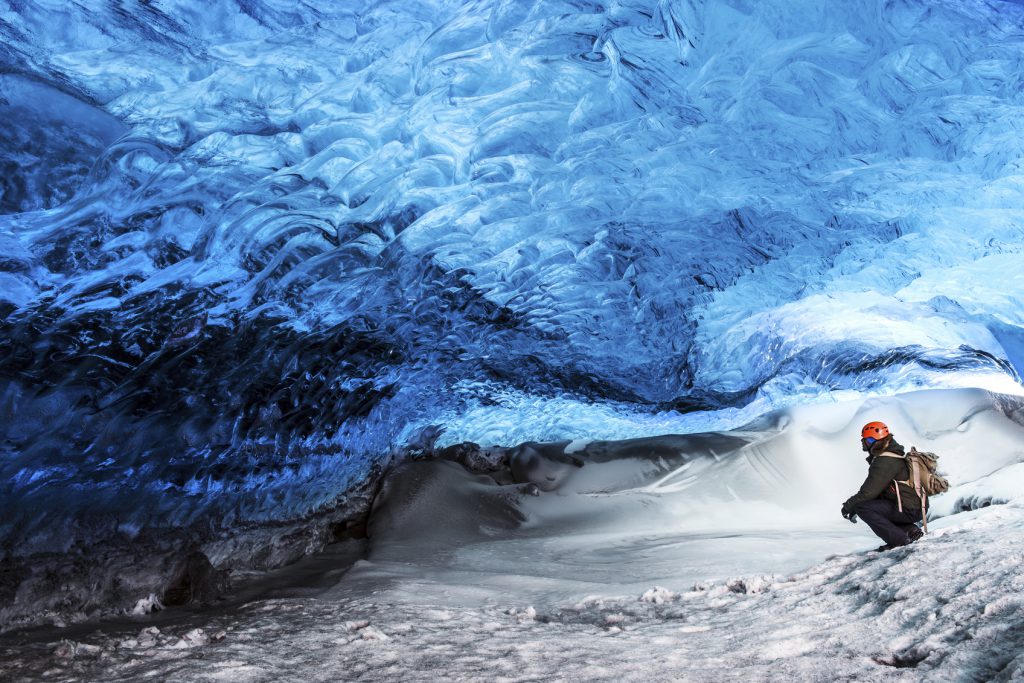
[1,387,1022,682]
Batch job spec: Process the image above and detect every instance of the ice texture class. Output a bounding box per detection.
[2,0,1024,597]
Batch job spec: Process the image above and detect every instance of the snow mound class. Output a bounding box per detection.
[639,586,678,604]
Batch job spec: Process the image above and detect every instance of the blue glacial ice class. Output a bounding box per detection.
[2,0,1024,568]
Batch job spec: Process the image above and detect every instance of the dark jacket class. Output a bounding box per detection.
[844,437,922,511]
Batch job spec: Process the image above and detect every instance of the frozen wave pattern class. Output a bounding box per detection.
[2,0,1024,556]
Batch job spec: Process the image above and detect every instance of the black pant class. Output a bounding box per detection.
[853,498,921,547]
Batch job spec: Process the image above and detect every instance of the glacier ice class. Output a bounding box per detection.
[2,0,1024,626]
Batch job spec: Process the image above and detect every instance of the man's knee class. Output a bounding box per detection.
[853,499,891,517]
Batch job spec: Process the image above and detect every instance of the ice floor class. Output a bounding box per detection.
[1,388,1023,682]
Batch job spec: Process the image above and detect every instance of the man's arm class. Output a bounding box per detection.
[843,457,903,510]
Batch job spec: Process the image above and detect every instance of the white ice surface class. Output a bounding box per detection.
[2,388,1023,681]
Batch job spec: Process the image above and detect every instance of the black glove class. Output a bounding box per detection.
[841,504,857,523]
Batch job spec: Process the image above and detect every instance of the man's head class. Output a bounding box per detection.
[860,421,890,452]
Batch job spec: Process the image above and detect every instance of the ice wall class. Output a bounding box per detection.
[2,0,1024,557]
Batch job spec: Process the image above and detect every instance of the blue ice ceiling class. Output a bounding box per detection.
[2,0,1024,551]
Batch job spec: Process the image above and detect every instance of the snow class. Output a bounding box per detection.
[639,586,678,604]
[1,387,1022,681]
[130,595,164,617]
[930,462,1024,517]
[5,503,1023,681]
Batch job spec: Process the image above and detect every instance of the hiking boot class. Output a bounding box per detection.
[907,527,924,544]
[875,544,894,552]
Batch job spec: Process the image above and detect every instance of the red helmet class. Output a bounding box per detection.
[861,421,890,440]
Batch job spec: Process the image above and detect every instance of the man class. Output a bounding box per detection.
[840,421,924,551]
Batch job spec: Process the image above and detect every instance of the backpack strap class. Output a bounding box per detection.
[877,452,908,514]
[913,454,929,532]
[882,450,930,534]
[907,454,928,533]
[876,452,904,459]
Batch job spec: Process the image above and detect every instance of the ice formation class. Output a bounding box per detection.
[3,0,1024,643]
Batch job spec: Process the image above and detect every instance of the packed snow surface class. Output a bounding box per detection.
[2,388,1023,681]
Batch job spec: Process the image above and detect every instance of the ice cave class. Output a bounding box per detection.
[2,0,1024,680]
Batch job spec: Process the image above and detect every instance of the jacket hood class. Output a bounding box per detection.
[866,435,905,462]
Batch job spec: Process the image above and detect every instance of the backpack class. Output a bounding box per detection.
[879,447,950,533]
[906,447,950,497]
